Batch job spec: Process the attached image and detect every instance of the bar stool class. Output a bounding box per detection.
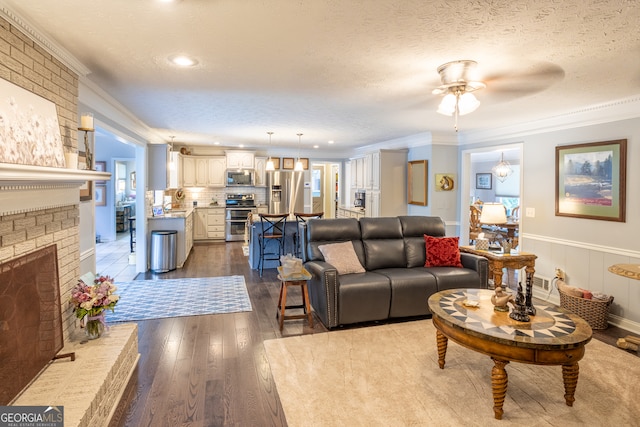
[257,213,289,277]
[293,212,323,260]
[128,216,136,253]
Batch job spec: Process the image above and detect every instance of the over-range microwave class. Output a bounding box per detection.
[226,169,255,186]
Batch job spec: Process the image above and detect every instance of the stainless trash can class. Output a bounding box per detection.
[150,230,177,273]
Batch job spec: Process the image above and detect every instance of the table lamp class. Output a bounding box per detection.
[479,203,507,225]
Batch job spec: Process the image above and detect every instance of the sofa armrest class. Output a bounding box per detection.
[460,253,489,289]
[304,260,340,328]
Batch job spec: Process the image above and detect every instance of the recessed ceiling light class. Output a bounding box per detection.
[169,54,198,67]
[239,144,244,148]
[313,145,319,149]
[328,140,334,144]
[213,141,220,145]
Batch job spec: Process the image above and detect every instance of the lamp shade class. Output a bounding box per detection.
[437,93,457,116]
[457,92,480,115]
[266,159,275,171]
[480,203,507,224]
[294,160,304,171]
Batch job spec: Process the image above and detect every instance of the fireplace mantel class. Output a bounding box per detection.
[0,162,111,215]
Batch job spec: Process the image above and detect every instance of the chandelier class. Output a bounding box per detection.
[432,60,486,132]
[492,152,513,182]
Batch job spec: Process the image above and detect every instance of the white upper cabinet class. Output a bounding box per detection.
[182,156,196,187]
[195,158,209,186]
[254,156,267,187]
[226,151,254,169]
[208,157,226,187]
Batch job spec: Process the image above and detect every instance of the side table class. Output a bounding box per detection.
[460,246,538,315]
[276,266,314,331]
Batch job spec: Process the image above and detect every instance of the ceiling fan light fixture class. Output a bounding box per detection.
[437,93,457,116]
[433,60,486,131]
[457,92,480,115]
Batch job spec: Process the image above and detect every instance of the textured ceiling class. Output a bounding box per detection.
[2,0,640,152]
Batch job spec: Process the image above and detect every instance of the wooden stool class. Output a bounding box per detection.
[276,266,313,331]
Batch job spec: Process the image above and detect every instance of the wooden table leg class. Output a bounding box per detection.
[279,283,287,331]
[562,363,579,406]
[491,358,510,420]
[492,264,504,289]
[436,330,448,369]
[302,282,314,328]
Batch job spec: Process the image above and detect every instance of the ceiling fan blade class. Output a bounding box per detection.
[483,62,565,96]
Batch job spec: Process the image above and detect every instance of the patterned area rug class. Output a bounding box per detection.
[106,276,252,323]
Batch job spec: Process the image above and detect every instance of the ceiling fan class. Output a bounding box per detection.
[431,60,565,132]
[432,60,486,132]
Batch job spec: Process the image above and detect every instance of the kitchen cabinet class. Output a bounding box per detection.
[194,207,225,240]
[195,158,209,186]
[182,156,196,187]
[226,151,254,169]
[148,144,170,190]
[255,156,267,187]
[206,208,225,239]
[185,211,193,256]
[349,156,366,190]
[180,156,226,187]
[194,209,207,240]
[208,157,226,187]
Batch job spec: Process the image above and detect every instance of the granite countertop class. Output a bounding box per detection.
[148,206,194,219]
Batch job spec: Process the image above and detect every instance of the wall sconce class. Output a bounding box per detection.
[78,112,95,170]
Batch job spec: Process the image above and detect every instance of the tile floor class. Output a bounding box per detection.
[96,232,138,282]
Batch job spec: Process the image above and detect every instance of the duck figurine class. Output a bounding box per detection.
[491,287,514,312]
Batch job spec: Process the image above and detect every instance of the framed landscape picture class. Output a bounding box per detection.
[476,173,492,190]
[555,139,626,222]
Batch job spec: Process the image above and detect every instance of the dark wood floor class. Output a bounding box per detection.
[110,242,637,427]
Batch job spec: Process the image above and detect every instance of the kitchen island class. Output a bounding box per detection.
[247,216,304,271]
[147,207,194,269]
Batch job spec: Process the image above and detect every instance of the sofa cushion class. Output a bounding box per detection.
[424,235,463,268]
[308,218,364,264]
[337,272,391,325]
[360,217,406,270]
[318,241,366,274]
[374,268,438,317]
[400,216,446,267]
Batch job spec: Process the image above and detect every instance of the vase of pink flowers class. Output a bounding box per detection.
[70,274,119,340]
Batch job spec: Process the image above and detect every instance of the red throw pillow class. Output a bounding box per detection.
[424,235,463,268]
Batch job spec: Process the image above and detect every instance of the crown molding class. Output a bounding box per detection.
[0,3,91,76]
[458,95,640,144]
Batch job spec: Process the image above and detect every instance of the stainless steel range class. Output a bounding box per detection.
[225,194,256,241]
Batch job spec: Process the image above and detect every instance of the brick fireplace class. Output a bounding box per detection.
[0,167,140,427]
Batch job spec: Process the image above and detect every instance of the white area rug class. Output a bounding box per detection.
[264,319,640,426]
[107,276,252,323]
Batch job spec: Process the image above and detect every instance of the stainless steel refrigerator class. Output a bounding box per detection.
[267,171,305,214]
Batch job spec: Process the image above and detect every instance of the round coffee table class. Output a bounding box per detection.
[428,289,593,420]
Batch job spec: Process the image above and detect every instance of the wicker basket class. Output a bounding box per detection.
[558,289,614,330]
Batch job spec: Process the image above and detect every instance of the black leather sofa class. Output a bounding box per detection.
[303,216,489,328]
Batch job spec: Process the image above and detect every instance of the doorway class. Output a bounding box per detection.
[310,162,340,218]
[460,144,523,246]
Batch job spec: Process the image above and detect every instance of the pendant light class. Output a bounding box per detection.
[294,133,304,171]
[492,152,513,182]
[266,132,275,171]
